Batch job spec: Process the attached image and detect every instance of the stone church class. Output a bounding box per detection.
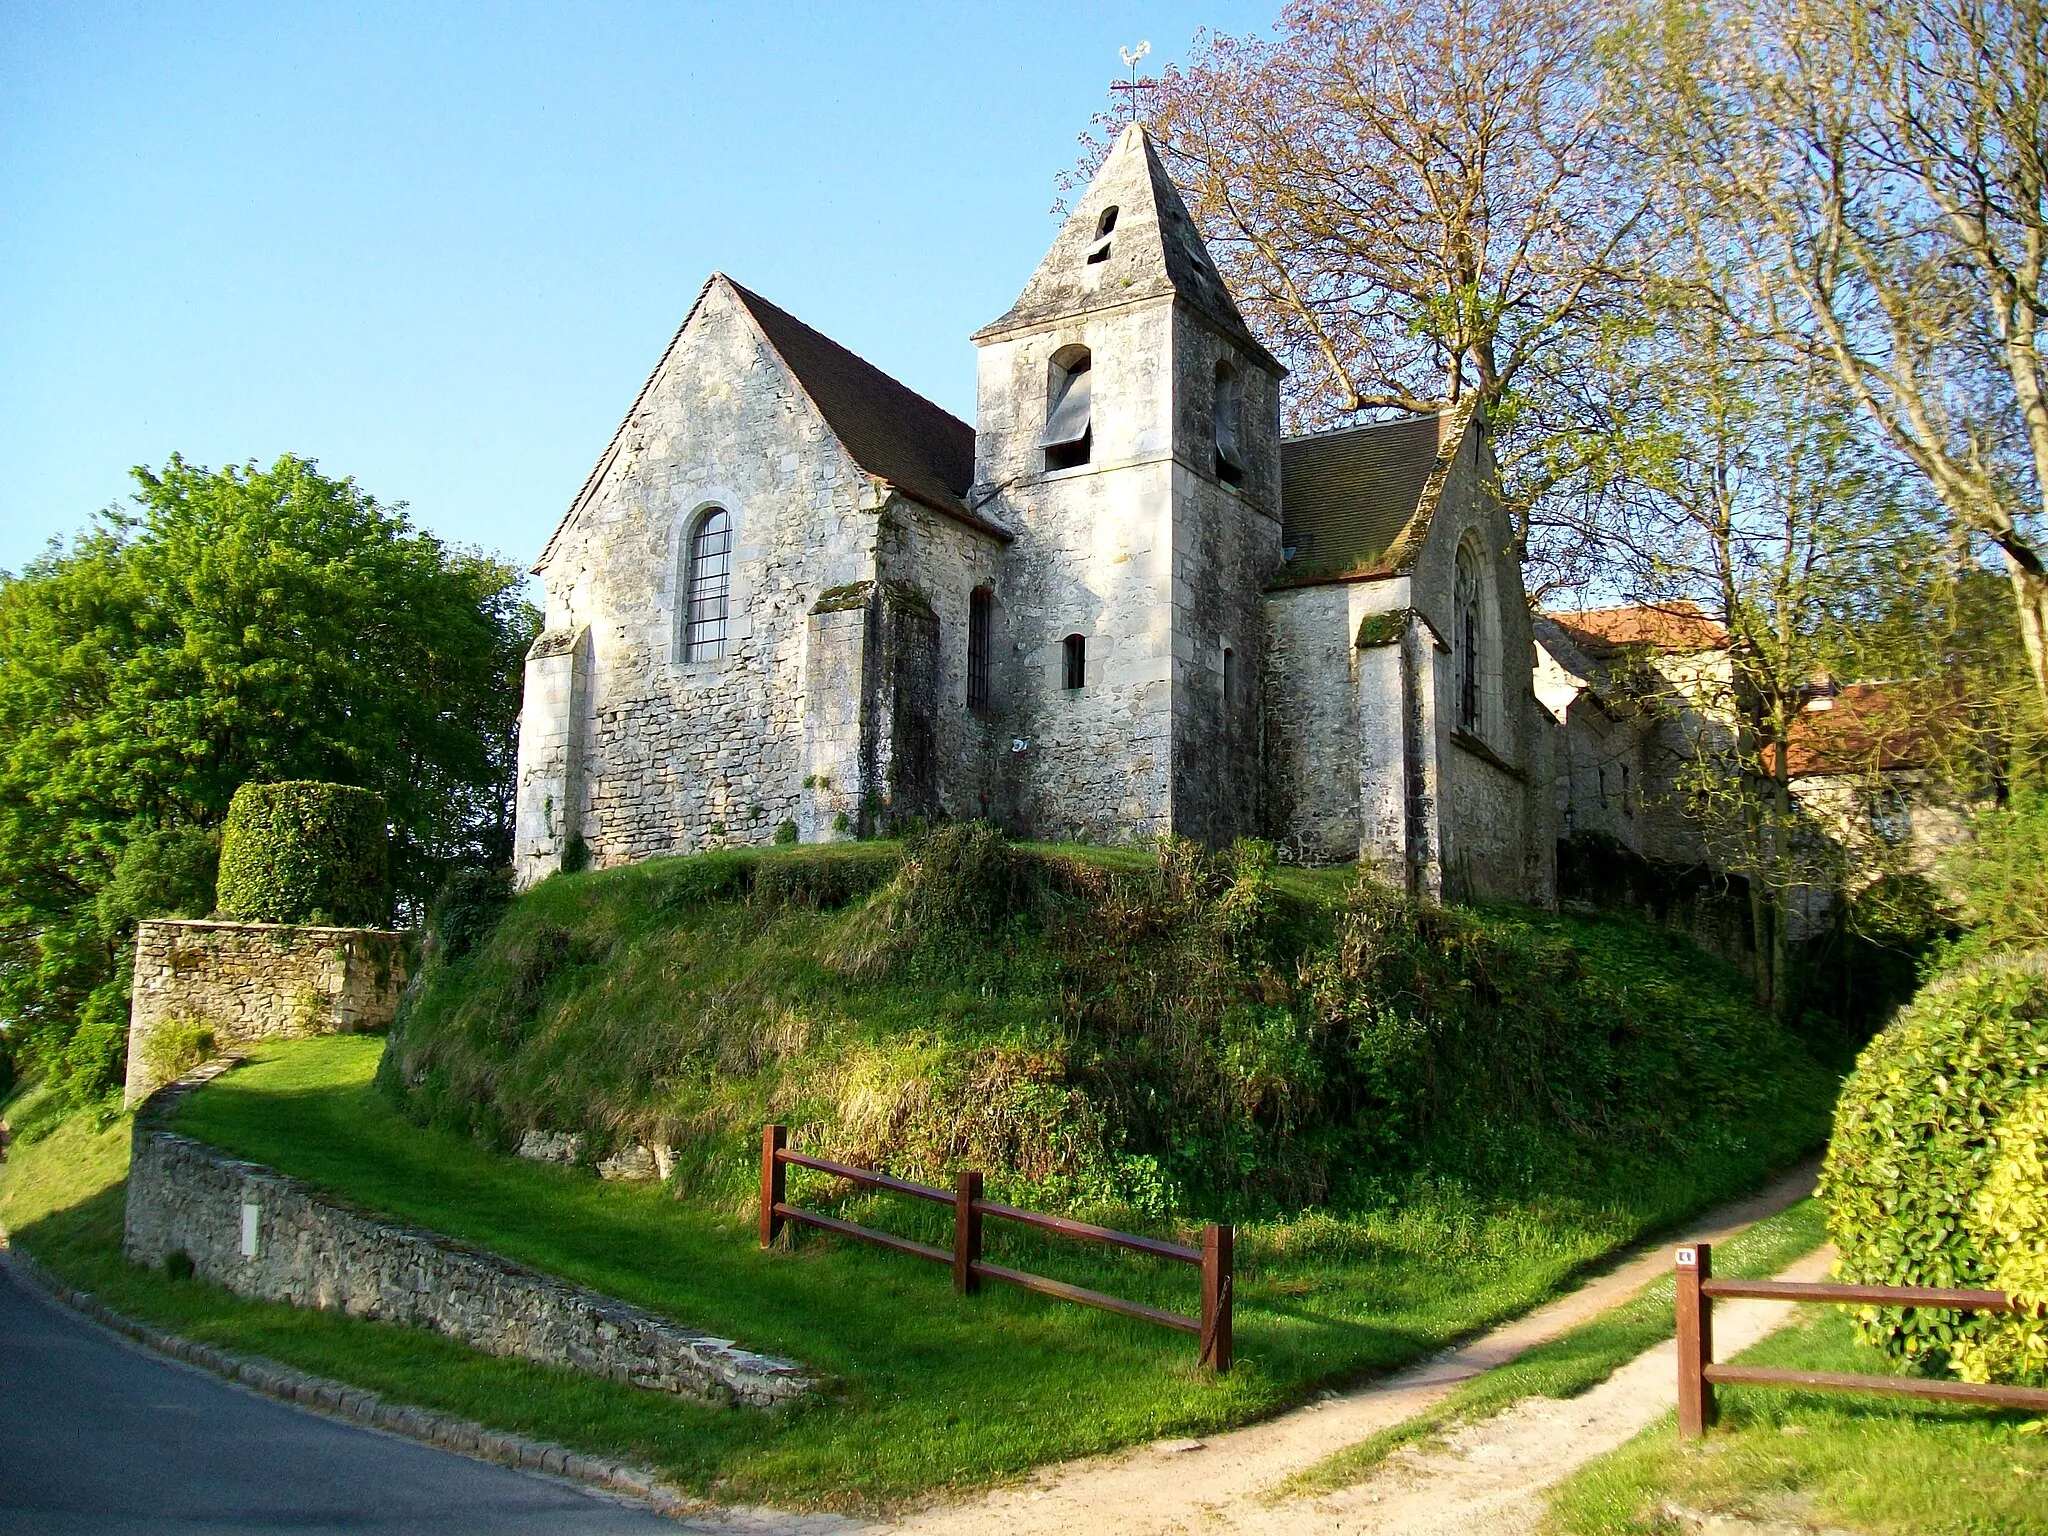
[514,126,1555,903]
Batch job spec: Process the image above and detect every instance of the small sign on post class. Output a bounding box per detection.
[1675,1242,1716,1435]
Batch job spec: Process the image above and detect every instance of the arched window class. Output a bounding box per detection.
[1040,347,1092,471]
[681,507,732,662]
[1063,633,1087,691]
[1086,206,1118,264]
[1454,538,1482,735]
[967,585,993,714]
[1213,362,1244,486]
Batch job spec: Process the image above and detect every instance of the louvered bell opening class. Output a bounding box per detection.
[1214,367,1244,486]
[1039,363,1092,470]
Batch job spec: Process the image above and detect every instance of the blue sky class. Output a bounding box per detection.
[1,1,1275,577]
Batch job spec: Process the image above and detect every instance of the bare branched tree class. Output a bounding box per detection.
[1596,283,1927,1006]
[1616,0,2048,706]
[1072,0,1648,595]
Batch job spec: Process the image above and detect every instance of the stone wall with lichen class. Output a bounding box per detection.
[123,1064,812,1406]
[123,919,405,1107]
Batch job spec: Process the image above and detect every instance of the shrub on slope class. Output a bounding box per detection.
[382,828,1828,1219]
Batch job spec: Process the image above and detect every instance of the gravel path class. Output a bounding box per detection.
[889,1160,1823,1536]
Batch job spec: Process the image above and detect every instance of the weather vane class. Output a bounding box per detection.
[1111,41,1157,126]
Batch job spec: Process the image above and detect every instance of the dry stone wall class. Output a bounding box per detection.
[123,919,406,1107]
[124,1067,813,1407]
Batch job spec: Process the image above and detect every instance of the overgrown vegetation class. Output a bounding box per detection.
[0,831,1837,1508]
[382,828,1829,1222]
[0,453,534,1105]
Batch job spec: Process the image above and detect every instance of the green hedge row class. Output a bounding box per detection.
[216,781,391,926]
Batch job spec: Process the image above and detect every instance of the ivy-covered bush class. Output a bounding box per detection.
[426,866,514,965]
[1819,952,2048,1367]
[96,826,219,936]
[216,781,391,927]
[1953,1083,2048,1386]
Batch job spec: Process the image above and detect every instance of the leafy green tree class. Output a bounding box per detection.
[0,453,535,1093]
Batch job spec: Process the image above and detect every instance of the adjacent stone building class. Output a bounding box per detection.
[515,126,1554,903]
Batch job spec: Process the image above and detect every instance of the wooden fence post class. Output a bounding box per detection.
[1200,1223,1234,1374]
[760,1124,787,1249]
[954,1170,983,1294]
[1675,1242,1715,1436]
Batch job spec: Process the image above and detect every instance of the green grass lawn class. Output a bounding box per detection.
[4,1032,1820,1513]
[1544,1306,2048,1536]
[1280,1196,1832,1498]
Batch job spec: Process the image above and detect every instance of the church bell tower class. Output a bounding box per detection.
[971,125,1285,844]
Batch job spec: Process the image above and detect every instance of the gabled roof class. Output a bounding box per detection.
[974,125,1280,374]
[1270,401,1479,586]
[536,275,994,573]
[724,280,986,533]
[1544,603,1731,658]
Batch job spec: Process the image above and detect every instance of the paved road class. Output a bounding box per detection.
[0,1264,686,1535]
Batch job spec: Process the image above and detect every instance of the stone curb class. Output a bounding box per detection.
[0,1239,699,1521]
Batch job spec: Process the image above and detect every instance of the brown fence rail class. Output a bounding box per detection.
[1674,1241,2048,1435]
[759,1125,1232,1371]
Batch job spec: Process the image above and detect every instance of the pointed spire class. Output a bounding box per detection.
[975,125,1280,373]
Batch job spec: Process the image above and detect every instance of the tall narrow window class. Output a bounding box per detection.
[1222,647,1236,708]
[1454,540,1481,734]
[1086,206,1118,263]
[1213,362,1244,486]
[1063,633,1087,691]
[683,507,732,662]
[967,586,993,713]
[1040,348,1092,471]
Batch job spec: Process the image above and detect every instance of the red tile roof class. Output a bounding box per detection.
[1544,602,1731,657]
[1773,682,1941,777]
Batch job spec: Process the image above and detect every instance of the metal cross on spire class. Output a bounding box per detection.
[1110,41,1157,126]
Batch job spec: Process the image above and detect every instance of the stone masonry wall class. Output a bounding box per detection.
[124,919,406,1108]
[977,299,1182,844]
[123,1067,812,1407]
[525,278,886,878]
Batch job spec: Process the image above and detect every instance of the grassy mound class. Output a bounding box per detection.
[382,829,1829,1225]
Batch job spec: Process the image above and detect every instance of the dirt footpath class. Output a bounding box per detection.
[890,1160,1823,1536]
[1268,1245,1836,1535]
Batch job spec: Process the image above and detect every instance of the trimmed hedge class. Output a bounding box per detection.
[1955,1083,2048,1386]
[216,781,391,927]
[1819,952,2048,1368]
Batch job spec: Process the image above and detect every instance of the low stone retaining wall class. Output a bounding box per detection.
[124,918,409,1107]
[122,1067,813,1407]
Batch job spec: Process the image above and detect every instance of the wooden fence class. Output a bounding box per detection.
[759,1125,1233,1372]
[1675,1241,2048,1434]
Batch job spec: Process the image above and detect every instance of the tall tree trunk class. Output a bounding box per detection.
[2009,557,2048,707]
[1750,876,1776,1010]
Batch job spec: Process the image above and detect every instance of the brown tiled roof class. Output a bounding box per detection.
[536,275,996,573]
[1277,412,1449,576]
[1772,682,1942,777]
[725,280,991,533]
[1545,602,1731,657]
